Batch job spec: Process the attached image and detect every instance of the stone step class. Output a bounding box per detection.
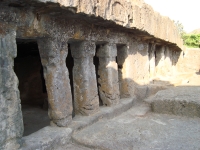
[145,87,200,118]
[21,126,72,150]
[21,97,136,150]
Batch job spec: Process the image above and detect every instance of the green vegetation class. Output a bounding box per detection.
[174,20,200,48]
[182,34,200,48]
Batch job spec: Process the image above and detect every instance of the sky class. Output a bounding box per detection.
[144,0,200,33]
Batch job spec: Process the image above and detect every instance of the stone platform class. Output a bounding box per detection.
[146,86,200,118]
[21,98,135,150]
[20,88,200,150]
[72,105,200,150]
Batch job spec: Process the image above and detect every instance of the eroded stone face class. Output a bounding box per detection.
[0,1,184,149]
[26,0,183,48]
[0,26,23,150]
[117,45,131,98]
[96,44,120,106]
[71,41,99,115]
[149,43,156,79]
[37,38,73,127]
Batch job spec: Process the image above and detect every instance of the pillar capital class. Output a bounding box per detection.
[96,43,117,58]
[71,41,95,58]
[38,38,69,67]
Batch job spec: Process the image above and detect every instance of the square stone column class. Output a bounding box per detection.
[96,43,120,106]
[117,45,132,98]
[37,38,73,127]
[0,26,23,150]
[71,41,99,115]
[149,43,156,79]
[155,45,165,76]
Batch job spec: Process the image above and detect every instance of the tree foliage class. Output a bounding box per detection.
[174,20,200,48]
[182,34,200,48]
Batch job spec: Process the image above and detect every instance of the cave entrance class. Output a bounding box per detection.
[66,44,75,117]
[94,45,103,106]
[14,39,49,136]
[116,45,126,98]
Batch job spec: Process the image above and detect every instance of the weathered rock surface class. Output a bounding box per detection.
[21,126,72,150]
[97,43,120,106]
[71,41,99,115]
[176,48,200,74]
[0,0,191,150]
[22,98,135,150]
[38,38,73,127]
[0,26,23,150]
[33,0,183,48]
[72,106,200,150]
[146,87,200,118]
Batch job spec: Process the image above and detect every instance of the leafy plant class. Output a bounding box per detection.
[173,20,200,48]
[182,34,200,48]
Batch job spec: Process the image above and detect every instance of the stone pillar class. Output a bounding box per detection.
[117,45,132,98]
[71,41,99,115]
[37,38,73,127]
[164,46,173,76]
[96,43,120,106]
[149,43,156,79]
[0,25,23,150]
[155,45,165,77]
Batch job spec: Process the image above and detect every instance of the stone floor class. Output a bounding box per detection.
[72,105,200,150]
[22,105,50,136]
[21,83,200,150]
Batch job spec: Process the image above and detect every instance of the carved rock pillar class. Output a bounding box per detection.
[71,41,99,115]
[0,25,23,150]
[96,43,120,106]
[117,45,132,98]
[149,43,156,79]
[37,38,73,127]
[155,45,165,76]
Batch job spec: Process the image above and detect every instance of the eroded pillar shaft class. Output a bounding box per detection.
[96,44,120,106]
[149,43,156,79]
[37,38,73,127]
[117,45,132,98]
[71,41,99,115]
[0,26,23,150]
[155,45,165,76]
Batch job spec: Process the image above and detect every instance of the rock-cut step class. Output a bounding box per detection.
[145,87,200,118]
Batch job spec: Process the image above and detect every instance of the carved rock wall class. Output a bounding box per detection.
[176,48,200,74]
[36,0,183,49]
[0,1,186,149]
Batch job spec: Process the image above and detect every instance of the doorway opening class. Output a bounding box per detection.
[66,44,75,117]
[116,45,125,98]
[14,39,49,136]
[94,45,103,106]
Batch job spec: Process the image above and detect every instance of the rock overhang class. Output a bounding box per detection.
[0,0,183,51]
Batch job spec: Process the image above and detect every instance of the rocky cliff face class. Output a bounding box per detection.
[176,48,200,74]
[0,0,186,149]
[0,0,183,49]
[34,0,183,49]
